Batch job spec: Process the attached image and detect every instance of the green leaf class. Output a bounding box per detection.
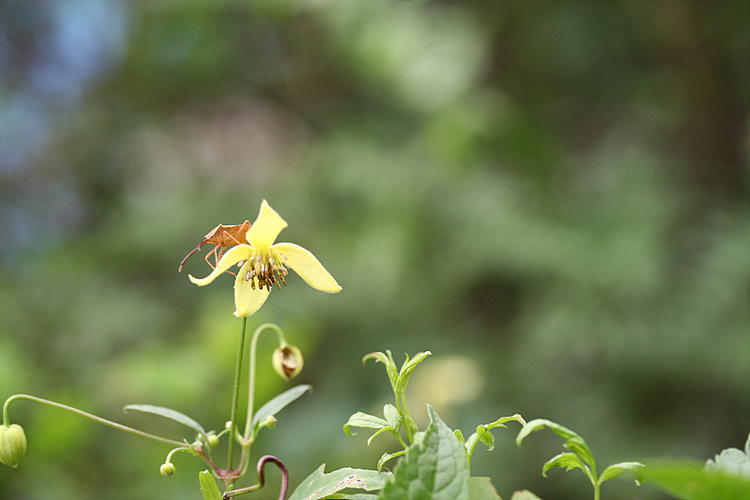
[383,404,401,429]
[251,384,312,429]
[455,429,466,445]
[466,414,526,458]
[509,491,542,500]
[364,351,399,388]
[124,404,206,435]
[599,461,644,483]
[640,461,750,500]
[378,450,406,471]
[198,470,222,500]
[564,436,595,470]
[515,419,595,470]
[542,452,587,478]
[469,477,503,500]
[287,464,390,500]
[516,419,577,447]
[394,351,431,394]
[380,405,469,500]
[344,412,389,436]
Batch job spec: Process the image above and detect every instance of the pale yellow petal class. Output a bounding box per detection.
[246,199,287,249]
[273,242,342,293]
[188,245,252,286]
[234,261,271,316]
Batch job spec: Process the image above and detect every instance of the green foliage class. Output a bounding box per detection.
[639,462,750,500]
[124,404,206,436]
[250,384,312,431]
[0,1,747,498]
[458,415,527,467]
[380,405,470,500]
[640,433,750,500]
[516,419,643,500]
[287,465,389,500]
[469,477,503,500]
[199,470,223,500]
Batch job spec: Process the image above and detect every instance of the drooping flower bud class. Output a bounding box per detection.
[160,462,176,477]
[272,345,304,381]
[0,424,27,468]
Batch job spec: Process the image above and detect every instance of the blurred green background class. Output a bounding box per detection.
[1,1,748,499]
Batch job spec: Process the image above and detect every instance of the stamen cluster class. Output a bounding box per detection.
[244,251,289,290]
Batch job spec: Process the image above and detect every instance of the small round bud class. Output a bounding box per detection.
[0,424,27,468]
[206,431,219,448]
[160,462,176,477]
[272,344,304,381]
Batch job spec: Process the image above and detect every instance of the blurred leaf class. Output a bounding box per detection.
[509,491,542,500]
[251,384,312,429]
[641,461,750,500]
[123,404,205,435]
[469,477,503,500]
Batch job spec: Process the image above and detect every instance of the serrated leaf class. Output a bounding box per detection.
[509,490,542,500]
[599,461,644,483]
[542,452,587,478]
[198,470,222,500]
[380,405,469,500]
[469,477,503,500]
[251,384,311,429]
[287,464,390,500]
[344,412,389,436]
[124,404,205,435]
[640,460,750,500]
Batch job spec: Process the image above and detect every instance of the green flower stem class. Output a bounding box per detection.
[230,322,286,477]
[243,323,286,443]
[226,316,249,472]
[2,394,184,447]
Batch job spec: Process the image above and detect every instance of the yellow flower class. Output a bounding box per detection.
[189,200,341,316]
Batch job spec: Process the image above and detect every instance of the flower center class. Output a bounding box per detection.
[243,248,288,291]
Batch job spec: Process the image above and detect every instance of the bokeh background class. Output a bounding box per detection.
[1,1,748,499]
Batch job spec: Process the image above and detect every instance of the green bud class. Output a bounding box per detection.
[0,424,27,468]
[160,462,175,477]
[272,344,304,381]
[206,431,219,448]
